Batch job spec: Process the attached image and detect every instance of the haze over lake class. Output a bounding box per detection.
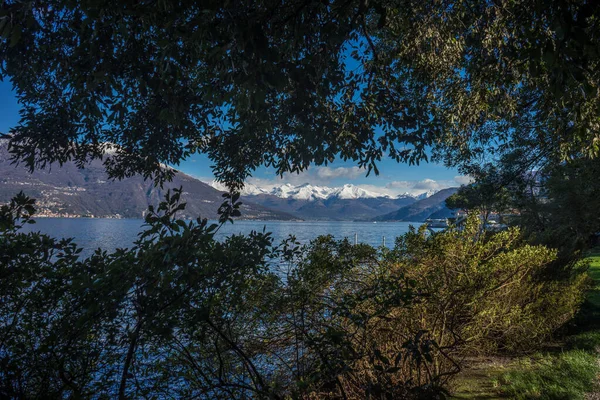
[23,219,424,257]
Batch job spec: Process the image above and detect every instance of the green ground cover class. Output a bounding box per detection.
[452,253,600,399]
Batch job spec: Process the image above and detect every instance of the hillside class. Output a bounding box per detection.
[374,187,459,222]
[0,141,296,220]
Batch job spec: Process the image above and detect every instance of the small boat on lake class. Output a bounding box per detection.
[425,218,449,228]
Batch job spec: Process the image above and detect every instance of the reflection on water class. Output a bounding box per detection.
[22,218,424,258]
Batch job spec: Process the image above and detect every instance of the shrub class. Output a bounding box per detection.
[256,214,588,398]
[272,236,451,399]
[0,195,588,399]
[384,214,589,356]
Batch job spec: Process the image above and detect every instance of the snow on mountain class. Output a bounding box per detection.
[242,182,271,196]
[208,180,269,196]
[100,142,120,155]
[207,181,438,200]
[334,184,381,199]
[414,190,438,200]
[274,183,336,200]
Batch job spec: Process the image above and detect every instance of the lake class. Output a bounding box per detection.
[22,218,424,257]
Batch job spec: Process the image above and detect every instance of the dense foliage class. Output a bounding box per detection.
[0,193,587,399]
[515,157,600,253]
[449,155,600,256]
[1,0,598,186]
[1,1,598,398]
[389,219,588,355]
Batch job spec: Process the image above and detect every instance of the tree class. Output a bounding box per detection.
[1,0,599,188]
[376,0,600,169]
[505,156,600,254]
[445,165,512,223]
[0,0,426,187]
[445,183,510,224]
[0,189,285,398]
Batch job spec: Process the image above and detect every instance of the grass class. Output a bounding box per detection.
[452,252,600,399]
[584,253,600,310]
[498,349,599,399]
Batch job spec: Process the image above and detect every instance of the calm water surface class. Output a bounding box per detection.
[23,218,424,257]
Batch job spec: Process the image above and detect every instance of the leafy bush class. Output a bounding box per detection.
[384,214,589,356]
[0,190,281,398]
[271,236,450,399]
[0,195,588,399]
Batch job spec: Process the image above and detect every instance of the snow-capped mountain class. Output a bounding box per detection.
[270,183,387,200]
[209,180,271,196]
[271,183,336,200]
[207,181,424,201]
[204,181,445,220]
[335,184,382,199]
[414,189,439,200]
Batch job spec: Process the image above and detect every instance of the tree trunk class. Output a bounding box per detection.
[118,322,142,400]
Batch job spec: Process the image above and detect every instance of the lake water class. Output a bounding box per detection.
[22,218,424,257]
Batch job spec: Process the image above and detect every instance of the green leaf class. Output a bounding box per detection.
[9,25,21,47]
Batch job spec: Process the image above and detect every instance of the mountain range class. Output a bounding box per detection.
[208,181,458,221]
[210,180,436,200]
[0,140,295,220]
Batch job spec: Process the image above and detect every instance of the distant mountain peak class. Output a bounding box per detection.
[206,181,437,200]
[335,184,381,199]
[374,187,460,222]
[100,142,120,155]
[414,189,438,200]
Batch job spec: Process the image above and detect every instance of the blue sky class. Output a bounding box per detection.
[0,79,466,196]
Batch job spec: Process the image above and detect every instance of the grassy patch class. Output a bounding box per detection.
[566,330,600,352]
[585,254,600,309]
[499,348,599,399]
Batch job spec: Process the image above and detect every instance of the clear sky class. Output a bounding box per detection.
[0,80,466,196]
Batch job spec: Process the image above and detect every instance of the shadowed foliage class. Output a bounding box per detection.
[1,0,598,188]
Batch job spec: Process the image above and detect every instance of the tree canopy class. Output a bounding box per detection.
[504,156,600,253]
[1,0,598,187]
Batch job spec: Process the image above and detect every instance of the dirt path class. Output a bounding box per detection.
[450,356,514,399]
